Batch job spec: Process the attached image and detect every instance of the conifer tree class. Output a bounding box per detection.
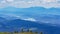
[40,32,43,34]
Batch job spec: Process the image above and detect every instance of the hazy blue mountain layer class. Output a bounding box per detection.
[0,16,60,34]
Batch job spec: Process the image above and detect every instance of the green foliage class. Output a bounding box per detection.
[0,32,3,34]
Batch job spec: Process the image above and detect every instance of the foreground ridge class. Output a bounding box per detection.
[0,28,45,34]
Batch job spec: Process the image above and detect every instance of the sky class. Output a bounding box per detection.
[0,0,60,8]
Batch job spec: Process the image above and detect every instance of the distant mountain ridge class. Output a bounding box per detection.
[0,7,60,12]
[0,7,60,19]
[0,13,60,26]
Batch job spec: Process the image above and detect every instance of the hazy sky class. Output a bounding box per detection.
[0,0,60,8]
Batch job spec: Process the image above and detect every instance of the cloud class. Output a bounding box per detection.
[6,0,14,2]
[0,13,37,21]
[23,18,37,21]
[0,0,60,8]
[29,28,37,30]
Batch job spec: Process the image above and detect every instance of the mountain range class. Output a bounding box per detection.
[0,7,60,34]
[0,7,60,15]
[0,14,60,34]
